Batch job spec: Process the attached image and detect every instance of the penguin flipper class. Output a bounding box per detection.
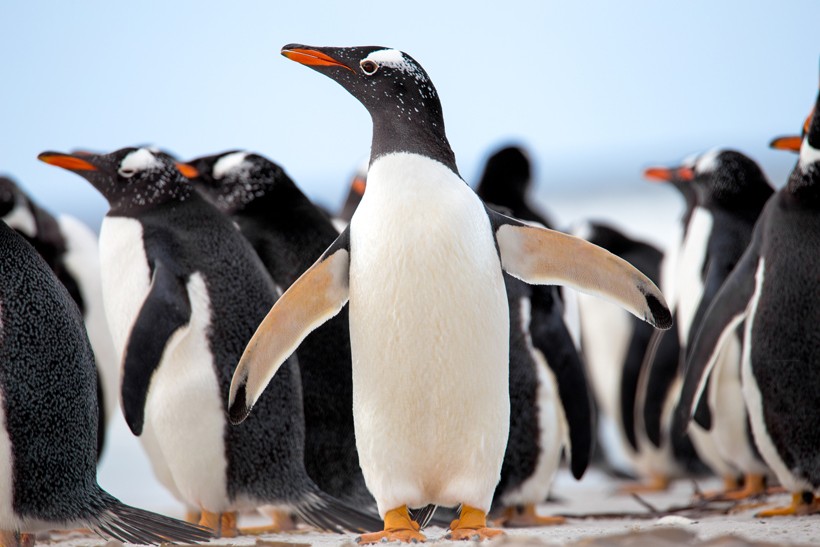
[674,237,760,435]
[489,210,672,330]
[229,229,351,424]
[529,286,593,479]
[122,259,191,436]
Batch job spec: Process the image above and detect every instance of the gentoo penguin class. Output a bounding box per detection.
[472,149,592,525]
[0,175,117,460]
[185,150,372,508]
[38,148,381,537]
[0,220,211,547]
[678,84,820,516]
[475,145,555,228]
[652,151,774,498]
[571,221,702,492]
[228,44,671,543]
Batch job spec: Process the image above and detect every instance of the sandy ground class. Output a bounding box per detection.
[41,468,820,547]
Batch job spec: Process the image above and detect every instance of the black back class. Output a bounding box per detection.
[0,222,105,522]
[189,151,371,505]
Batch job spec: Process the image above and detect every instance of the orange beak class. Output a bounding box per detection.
[643,166,694,182]
[175,162,199,179]
[37,152,98,171]
[351,176,366,195]
[769,136,802,152]
[281,47,355,73]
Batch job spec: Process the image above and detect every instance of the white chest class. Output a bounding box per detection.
[676,207,713,344]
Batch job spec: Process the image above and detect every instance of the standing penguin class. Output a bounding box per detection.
[678,83,820,516]
[0,221,211,547]
[0,175,117,460]
[228,44,671,543]
[38,148,381,537]
[185,150,372,508]
[652,150,774,498]
[472,148,592,525]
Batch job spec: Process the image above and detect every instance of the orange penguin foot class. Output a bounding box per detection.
[495,504,566,527]
[356,506,426,544]
[241,508,297,535]
[697,474,741,500]
[447,505,505,541]
[0,531,35,547]
[199,510,239,537]
[756,492,820,517]
[185,510,202,524]
[721,473,767,501]
[617,474,670,494]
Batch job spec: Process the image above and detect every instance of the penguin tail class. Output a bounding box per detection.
[409,504,455,529]
[93,492,213,545]
[291,489,382,533]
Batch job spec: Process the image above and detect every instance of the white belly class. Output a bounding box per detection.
[500,298,565,507]
[676,208,712,344]
[0,378,18,530]
[98,217,229,511]
[742,259,807,492]
[348,153,510,515]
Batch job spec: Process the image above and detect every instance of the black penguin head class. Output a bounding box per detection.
[770,71,820,198]
[184,150,293,214]
[38,147,196,212]
[476,146,532,206]
[686,149,773,207]
[282,44,458,173]
[0,176,25,218]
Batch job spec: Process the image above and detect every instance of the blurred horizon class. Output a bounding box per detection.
[2,1,817,236]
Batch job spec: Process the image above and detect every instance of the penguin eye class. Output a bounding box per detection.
[118,168,136,178]
[360,60,379,76]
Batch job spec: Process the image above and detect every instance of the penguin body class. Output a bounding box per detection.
[229,44,671,542]
[668,150,774,485]
[0,176,117,459]
[679,97,820,511]
[188,150,372,507]
[39,148,380,535]
[0,221,210,546]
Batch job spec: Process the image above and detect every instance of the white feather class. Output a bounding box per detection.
[349,152,509,515]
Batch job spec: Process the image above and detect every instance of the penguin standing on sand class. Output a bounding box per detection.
[472,148,592,526]
[185,150,372,508]
[39,148,381,537]
[0,175,117,459]
[679,83,820,516]
[651,150,774,497]
[0,221,211,547]
[228,44,671,543]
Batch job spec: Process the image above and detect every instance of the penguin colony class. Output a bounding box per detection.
[0,45,817,547]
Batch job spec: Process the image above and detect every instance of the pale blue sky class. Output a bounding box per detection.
[2,1,818,227]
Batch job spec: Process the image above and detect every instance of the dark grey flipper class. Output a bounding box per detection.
[674,234,761,435]
[121,260,191,435]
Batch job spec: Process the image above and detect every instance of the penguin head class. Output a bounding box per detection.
[476,146,532,206]
[771,71,820,198]
[38,147,197,212]
[643,160,698,206]
[686,149,773,207]
[183,150,293,214]
[281,44,457,172]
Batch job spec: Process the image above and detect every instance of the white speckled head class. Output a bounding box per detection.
[798,138,820,172]
[213,152,249,180]
[119,148,161,177]
[362,48,428,83]
[694,148,722,175]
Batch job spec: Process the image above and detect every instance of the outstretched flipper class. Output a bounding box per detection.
[122,259,191,435]
[489,209,672,330]
[674,233,761,434]
[229,229,351,423]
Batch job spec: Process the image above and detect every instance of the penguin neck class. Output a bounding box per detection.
[109,179,193,216]
[370,110,459,176]
[786,166,820,206]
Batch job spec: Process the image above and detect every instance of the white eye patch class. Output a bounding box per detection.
[213,152,249,180]
[120,148,161,177]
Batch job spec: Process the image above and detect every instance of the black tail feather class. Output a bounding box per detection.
[95,494,213,545]
[292,490,382,534]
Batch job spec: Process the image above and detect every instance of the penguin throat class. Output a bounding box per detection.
[370,113,458,176]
